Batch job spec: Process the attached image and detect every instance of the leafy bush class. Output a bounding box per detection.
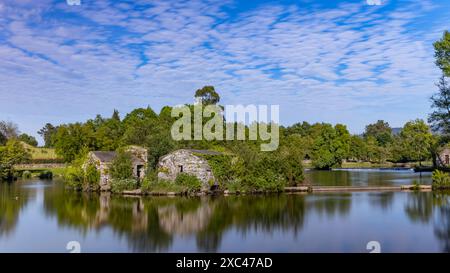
[175,173,202,193]
[64,165,84,189]
[83,162,99,191]
[225,179,243,193]
[432,170,450,189]
[142,178,185,193]
[111,178,138,193]
[200,148,289,192]
[0,140,31,181]
[22,170,32,179]
[200,154,236,189]
[109,150,133,180]
[64,157,98,191]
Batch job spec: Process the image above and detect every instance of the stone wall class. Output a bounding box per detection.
[157,149,215,189]
[437,147,450,167]
[14,163,66,169]
[85,154,111,191]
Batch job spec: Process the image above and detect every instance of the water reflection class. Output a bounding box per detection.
[42,187,311,252]
[368,192,395,210]
[0,181,32,237]
[306,169,431,187]
[404,191,450,252]
[1,170,450,252]
[306,193,351,216]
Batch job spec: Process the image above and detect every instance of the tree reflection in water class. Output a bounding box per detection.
[405,191,450,252]
[44,186,325,252]
[0,181,31,237]
[368,192,395,210]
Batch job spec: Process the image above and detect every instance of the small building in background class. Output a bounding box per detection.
[85,146,147,190]
[436,146,450,167]
[157,149,219,189]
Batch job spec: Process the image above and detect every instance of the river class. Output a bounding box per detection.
[1,169,449,253]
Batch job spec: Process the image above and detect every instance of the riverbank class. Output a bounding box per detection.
[116,184,433,196]
[302,161,433,169]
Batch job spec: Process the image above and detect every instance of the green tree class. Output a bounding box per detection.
[0,131,6,146]
[0,140,31,181]
[18,133,38,147]
[429,76,450,134]
[279,135,305,185]
[365,136,389,163]
[348,135,367,161]
[310,123,350,169]
[94,111,123,151]
[38,123,58,148]
[109,150,133,180]
[53,123,96,162]
[434,30,450,77]
[194,86,220,105]
[398,119,434,165]
[364,120,393,146]
[121,107,158,145]
[284,121,311,137]
[0,121,19,143]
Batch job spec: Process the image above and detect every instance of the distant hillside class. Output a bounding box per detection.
[20,142,61,160]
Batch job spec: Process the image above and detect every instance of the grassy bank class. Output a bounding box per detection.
[303,161,433,169]
[21,142,59,159]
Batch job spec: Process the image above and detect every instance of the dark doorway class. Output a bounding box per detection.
[179,165,184,173]
[137,165,144,178]
[445,155,449,165]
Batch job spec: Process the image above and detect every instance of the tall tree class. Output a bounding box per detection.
[398,119,434,165]
[111,109,120,122]
[364,120,393,146]
[310,123,350,169]
[38,123,58,147]
[434,30,450,77]
[194,86,220,105]
[429,76,450,134]
[0,121,19,142]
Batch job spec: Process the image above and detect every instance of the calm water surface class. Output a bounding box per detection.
[1,169,449,253]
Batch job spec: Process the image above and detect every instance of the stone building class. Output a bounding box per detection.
[157,149,220,189]
[85,146,148,191]
[436,146,450,167]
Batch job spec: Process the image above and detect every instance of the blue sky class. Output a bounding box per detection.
[0,0,450,144]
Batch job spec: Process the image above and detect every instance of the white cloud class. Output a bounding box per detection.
[367,0,383,6]
[0,0,446,139]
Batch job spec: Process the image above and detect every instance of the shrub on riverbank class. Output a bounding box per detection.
[0,140,31,181]
[22,170,32,179]
[141,171,200,194]
[109,150,134,180]
[111,178,138,193]
[175,173,202,193]
[142,178,185,193]
[199,145,297,192]
[432,170,450,190]
[64,157,100,191]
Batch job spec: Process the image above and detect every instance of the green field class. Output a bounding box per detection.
[21,142,60,160]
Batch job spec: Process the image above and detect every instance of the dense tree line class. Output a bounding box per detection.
[282,119,435,169]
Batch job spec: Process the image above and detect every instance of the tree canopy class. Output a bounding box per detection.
[434,30,450,77]
[364,120,393,146]
[429,76,450,134]
[194,86,220,105]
